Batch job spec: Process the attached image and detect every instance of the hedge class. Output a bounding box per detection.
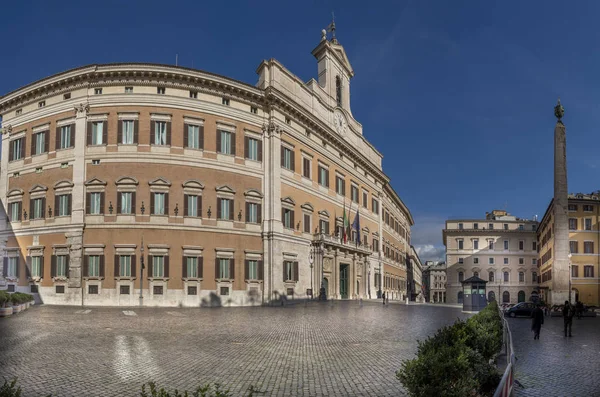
[396,301,503,397]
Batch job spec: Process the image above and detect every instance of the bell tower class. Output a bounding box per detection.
[312,18,355,115]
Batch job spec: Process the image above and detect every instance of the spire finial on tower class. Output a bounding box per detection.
[326,12,337,43]
[554,98,565,122]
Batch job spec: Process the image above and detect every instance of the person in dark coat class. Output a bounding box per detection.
[382,292,385,305]
[576,301,584,319]
[563,301,574,337]
[531,304,544,340]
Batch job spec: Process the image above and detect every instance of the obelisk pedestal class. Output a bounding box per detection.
[551,100,570,305]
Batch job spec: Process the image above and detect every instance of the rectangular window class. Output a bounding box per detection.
[120,285,130,295]
[489,241,494,250]
[186,195,198,217]
[569,241,578,254]
[336,176,345,195]
[281,147,293,170]
[187,286,197,295]
[94,88,103,95]
[219,258,230,279]
[458,240,463,250]
[568,204,577,211]
[219,130,232,154]
[503,240,508,250]
[319,219,329,234]
[10,138,24,161]
[519,240,524,250]
[89,192,102,215]
[584,265,594,278]
[220,286,229,295]
[519,258,524,264]
[59,125,72,149]
[569,218,578,230]
[245,202,258,223]
[187,257,198,278]
[56,285,65,294]
[532,241,537,251]
[519,224,524,230]
[473,223,478,230]
[488,223,494,230]
[532,258,537,265]
[362,192,368,208]
[157,87,165,94]
[91,122,104,145]
[318,166,329,187]
[219,198,231,220]
[372,199,379,214]
[585,218,592,231]
[473,239,479,250]
[473,257,479,264]
[351,185,359,203]
[7,257,18,277]
[283,208,294,229]
[187,125,200,149]
[57,195,70,216]
[88,255,100,277]
[458,257,464,264]
[458,223,463,230]
[16,109,22,116]
[284,261,294,281]
[303,214,311,233]
[504,258,508,265]
[122,120,134,144]
[584,241,594,254]
[88,285,98,294]
[222,98,230,106]
[32,198,44,219]
[153,193,166,215]
[247,137,259,160]
[9,202,21,222]
[120,255,131,277]
[120,192,132,214]
[572,265,579,277]
[247,260,258,280]
[153,286,163,295]
[302,158,311,178]
[34,131,46,155]
[189,91,198,99]
[125,87,133,94]
[152,256,164,278]
[489,258,494,264]
[584,204,593,212]
[250,106,258,114]
[154,121,167,145]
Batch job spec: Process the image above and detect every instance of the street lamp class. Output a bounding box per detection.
[378,251,382,299]
[319,241,326,301]
[309,247,314,299]
[568,253,572,304]
[139,236,145,305]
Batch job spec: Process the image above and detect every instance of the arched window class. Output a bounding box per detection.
[503,271,509,282]
[474,271,479,278]
[519,272,524,282]
[335,76,342,106]
[458,271,464,282]
[489,271,494,282]
[517,290,525,303]
[458,291,464,303]
[503,291,510,303]
[488,291,496,301]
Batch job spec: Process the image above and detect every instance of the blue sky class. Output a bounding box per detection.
[1,1,599,262]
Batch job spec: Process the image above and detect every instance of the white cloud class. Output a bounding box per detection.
[414,244,445,263]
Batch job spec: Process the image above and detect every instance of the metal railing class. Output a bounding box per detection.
[493,305,516,397]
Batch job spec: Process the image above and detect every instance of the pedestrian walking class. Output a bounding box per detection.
[576,301,584,319]
[562,301,574,337]
[382,292,385,305]
[531,303,544,340]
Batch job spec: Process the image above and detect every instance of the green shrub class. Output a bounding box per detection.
[0,291,9,308]
[0,378,22,397]
[397,301,502,397]
[9,293,22,305]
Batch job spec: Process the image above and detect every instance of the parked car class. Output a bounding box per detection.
[505,302,536,318]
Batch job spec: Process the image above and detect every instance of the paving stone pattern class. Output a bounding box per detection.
[510,315,600,397]
[0,302,469,397]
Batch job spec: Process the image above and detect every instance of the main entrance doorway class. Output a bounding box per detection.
[340,264,349,299]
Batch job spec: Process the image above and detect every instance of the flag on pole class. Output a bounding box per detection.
[342,199,349,243]
[351,207,360,246]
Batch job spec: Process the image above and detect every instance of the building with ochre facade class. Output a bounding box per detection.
[0,31,413,306]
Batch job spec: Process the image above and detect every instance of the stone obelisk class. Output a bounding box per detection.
[552,99,570,305]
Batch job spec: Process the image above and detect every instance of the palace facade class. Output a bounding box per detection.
[0,31,413,306]
[443,210,539,305]
[538,193,600,306]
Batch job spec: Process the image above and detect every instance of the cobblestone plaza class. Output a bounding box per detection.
[0,302,469,397]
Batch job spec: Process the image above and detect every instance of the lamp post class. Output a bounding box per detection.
[139,236,145,306]
[378,251,382,299]
[319,241,326,300]
[309,247,314,299]
[568,253,572,304]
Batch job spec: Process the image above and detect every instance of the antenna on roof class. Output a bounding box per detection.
[176,54,178,66]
